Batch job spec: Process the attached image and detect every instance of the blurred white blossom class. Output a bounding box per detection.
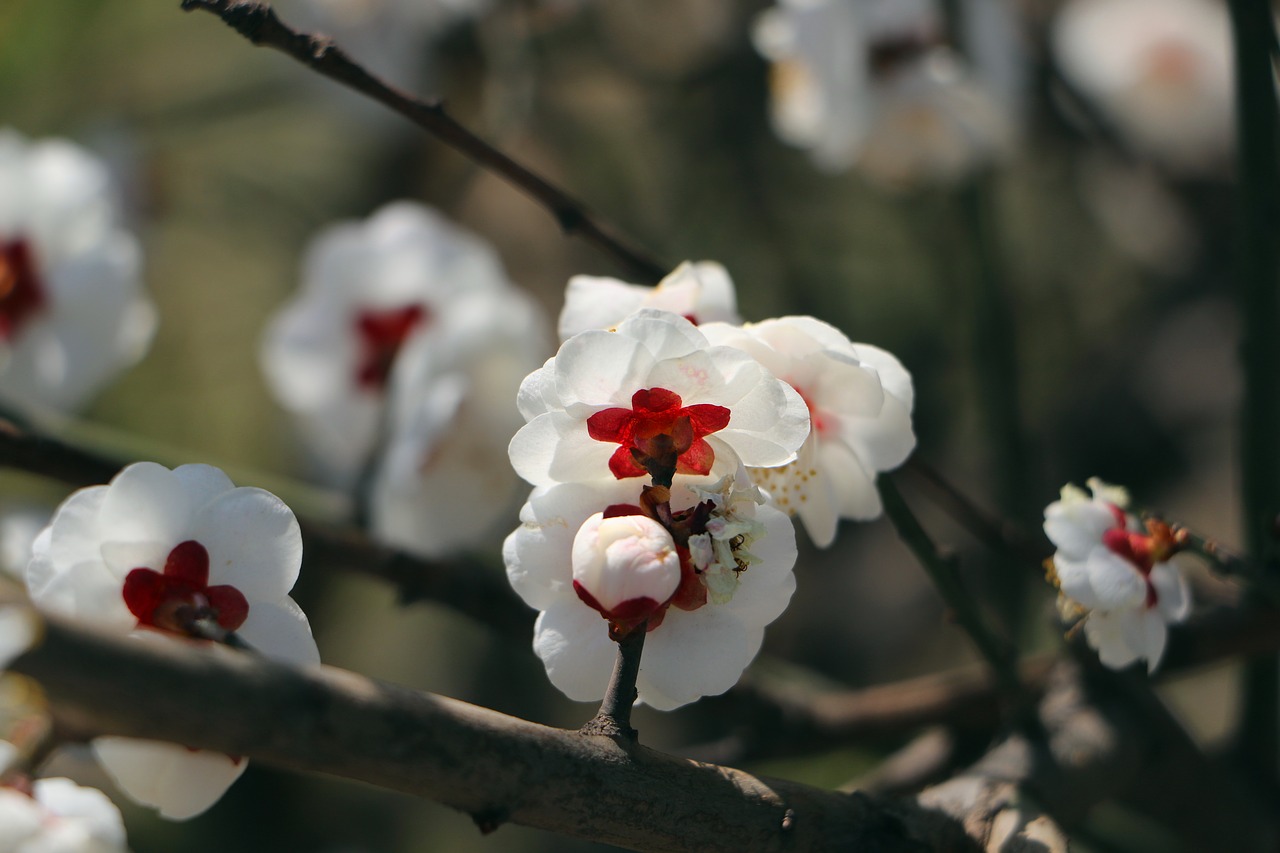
[557,261,740,342]
[1043,478,1190,673]
[0,129,155,418]
[0,774,130,853]
[26,462,319,819]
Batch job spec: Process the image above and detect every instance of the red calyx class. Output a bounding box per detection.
[587,387,730,480]
[123,540,249,635]
[0,239,48,342]
[353,303,428,390]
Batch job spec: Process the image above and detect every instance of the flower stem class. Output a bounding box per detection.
[879,476,1022,700]
[582,626,646,742]
[1227,0,1280,787]
[182,613,256,652]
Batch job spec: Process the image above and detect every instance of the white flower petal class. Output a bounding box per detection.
[532,599,617,703]
[1084,609,1143,670]
[190,488,302,602]
[95,463,197,547]
[91,738,248,820]
[1043,498,1118,560]
[236,597,320,667]
[1150,561,1191,623]
[1085,548,1147,610]
[639,606,764,711]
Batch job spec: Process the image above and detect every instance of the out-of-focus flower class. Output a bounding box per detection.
[510,309,809,488]
[0,602,37,671]
[0,129,155,417]
[1052,0,1233,174]
[0,505,50,581]
[702,316,914,547]
[505,468,796,709]
[752,0,1023,187]
[557,261,740,342]
[261,201,516,483]
[26,462,319,819]
[0,774,130,853]
[1043,478,1190,673]
[369,287,550,558]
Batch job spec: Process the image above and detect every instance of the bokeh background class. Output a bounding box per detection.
[0,0,1251,850]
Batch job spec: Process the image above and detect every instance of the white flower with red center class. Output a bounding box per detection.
[0,773,130,853]
[504,468,797,710]
[369,287,551,557]
[1044,478,1190,673]
[0,129,156,417]
[1052,0,1233,174]
[25,462,319,819]
[751,0,1023,186]
[557,261,741,342]
[701,316,915,547]
[510,309,810,488]
[261,201,515,483]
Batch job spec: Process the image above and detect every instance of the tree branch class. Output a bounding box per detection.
[179,0,668,283]
[11,613,977,853]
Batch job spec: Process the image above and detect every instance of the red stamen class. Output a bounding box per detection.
[353,304,428,390]
[122,541,249,634]
[0,239,48,342]
[587,388,730,480]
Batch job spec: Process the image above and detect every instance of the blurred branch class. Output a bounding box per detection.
[1227,0,1280,787]
[0,419,532,640]
[13,612,979,853]
[179,0,668,283]
[878,476,1022,699]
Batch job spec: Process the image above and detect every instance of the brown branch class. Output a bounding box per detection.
[179,0,668,284]
[0,419,532,640]
[12,613,979,853]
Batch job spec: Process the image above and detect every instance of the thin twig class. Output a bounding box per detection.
[581,627,645,741]
[878,476,1022,700]
[179,0,668,283]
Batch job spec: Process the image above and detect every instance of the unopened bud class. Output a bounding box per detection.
[572,512,680,633]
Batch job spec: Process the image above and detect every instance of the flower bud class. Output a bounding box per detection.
[571,512,680,633]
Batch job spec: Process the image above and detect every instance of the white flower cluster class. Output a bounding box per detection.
[505,263,916,708]
[752,0,1024,187]
[261,201,551,557]
[1043,478,1190,672]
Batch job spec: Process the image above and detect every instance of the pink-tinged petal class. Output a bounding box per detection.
[1150,562,1191,623]
[32,486,106,570]
[533,599,617,703]
[1084,610,1143,670]
[640,606,764,711]
[96,462,197,546]
[0,787,44,842]
[1043,500,1118,560]
[1086,548,1147,610]
[718,377,810,467]
[509,412,617,487]
[27,559,135,631]
[91,738,248,820]
[189,487,302,601]
[235,597,320,666]
[554,329,653,412]
[807,350,885,418]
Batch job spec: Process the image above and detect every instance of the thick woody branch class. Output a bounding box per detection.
[11,615,977,853]
[0,420,531,640]
[179,0,668,283]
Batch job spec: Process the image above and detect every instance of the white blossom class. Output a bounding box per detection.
[0,775,130,853]
[0,129,155,417]
[752,0,1023,186]
[261,201,517,483]
[557,261,740,342]
[509,309,810,488]
[368,286,550,557]
[1052,0,1233,174]
[505,469,797,710]
[26,462,319,819]
[1044,478,1190,673]
[702,316,915,547]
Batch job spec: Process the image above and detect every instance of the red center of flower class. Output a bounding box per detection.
[1099,505,1181,609]
[122,540,249,635]
[353,304,428,390]
[0,238,48,342]
[586,388,731,480]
